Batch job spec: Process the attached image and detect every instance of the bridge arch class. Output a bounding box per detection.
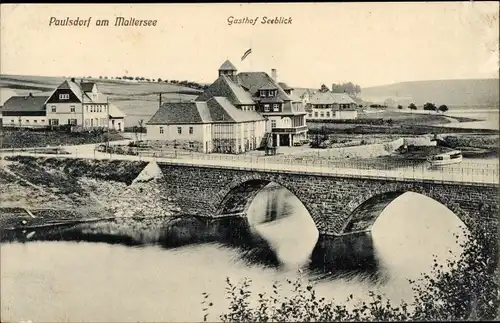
[214,175,325,230]
[341,188,471,234]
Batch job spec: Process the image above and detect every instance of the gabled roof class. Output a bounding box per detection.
[236,72,292,101]
[146,101,212,125]
[196,74,255,105]
[2,95,49,112]
[54,80,92,102]
[259,82,278,91]
[309,91,356,105]
[108,104,126,118]
[80,82,96,92]
[0,88,18,106]
[49,80,108,104]
[219,60,237,71]
[278,82,294,90]
[207,97,264,123]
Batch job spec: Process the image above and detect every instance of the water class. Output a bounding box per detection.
[1,187,466,322]
[442,109,499,130]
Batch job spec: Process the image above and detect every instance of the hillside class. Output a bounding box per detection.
[359,79,499,107]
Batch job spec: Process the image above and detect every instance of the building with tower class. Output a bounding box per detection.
[146,60,308,153]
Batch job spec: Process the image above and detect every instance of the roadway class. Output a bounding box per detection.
[1,141,498,185]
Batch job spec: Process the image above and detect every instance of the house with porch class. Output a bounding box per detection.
[1,79,126,130]
[306,91,358,120]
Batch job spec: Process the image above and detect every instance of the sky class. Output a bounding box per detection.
[1,3,499,88]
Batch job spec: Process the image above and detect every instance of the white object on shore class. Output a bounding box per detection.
[427,149,463,167]
[21,220,27,225]
[24,208,37,219]
[26,231,36,239]
[132,162,164,184]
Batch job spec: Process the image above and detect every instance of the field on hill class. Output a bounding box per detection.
[0,74,201,126]
[360,79,500,107]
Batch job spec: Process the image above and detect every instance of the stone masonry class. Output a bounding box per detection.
[158,162,499,236]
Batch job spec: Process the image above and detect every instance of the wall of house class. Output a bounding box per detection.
[109,117,125,131]
[1,115,47,127]
[83,103,109,128]
[44,102,108,127]
[307,108,358,120]
[146,123,207,152]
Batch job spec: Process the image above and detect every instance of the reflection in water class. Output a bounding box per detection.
[1,188,467,322]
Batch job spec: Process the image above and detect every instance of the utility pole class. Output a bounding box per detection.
[106,95,110,148]
[81,78,85,133]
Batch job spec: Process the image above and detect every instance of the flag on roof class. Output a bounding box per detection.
[241,48,252,61]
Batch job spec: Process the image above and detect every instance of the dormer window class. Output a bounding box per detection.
[272,104,280,112]
[268,90,276,97]
[59,94,70,100]
[260,90,267,97]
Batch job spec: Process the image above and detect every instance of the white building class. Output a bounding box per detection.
[306,91,358,120]
[1,79,126,131]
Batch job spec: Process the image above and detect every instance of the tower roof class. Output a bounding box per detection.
[219,60,237,71]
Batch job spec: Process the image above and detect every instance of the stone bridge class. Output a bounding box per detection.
[158,162,499,236]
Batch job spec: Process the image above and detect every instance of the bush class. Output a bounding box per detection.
[202,226,499,321]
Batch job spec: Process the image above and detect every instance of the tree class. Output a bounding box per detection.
[331,82,362,95]
[319,84,329,93]
[408,103,417,111]
[157,78,162,82]
[438,105,449,113]
[423,102,437,112]
[397,105,403,110]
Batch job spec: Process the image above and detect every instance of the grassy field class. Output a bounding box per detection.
[0,129,125,149]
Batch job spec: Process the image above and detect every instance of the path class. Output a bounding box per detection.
[1,148,497,185]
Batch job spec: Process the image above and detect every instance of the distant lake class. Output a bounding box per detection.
[443,108,499,130]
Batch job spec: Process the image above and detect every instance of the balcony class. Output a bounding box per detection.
[271,125,308,134]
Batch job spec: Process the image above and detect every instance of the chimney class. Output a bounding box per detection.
[271,69,277,82]
[29,92,33,97]
[71,77,76,83]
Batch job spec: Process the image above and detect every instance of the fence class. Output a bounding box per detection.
[125,149,498,185]
[2,147,498,185]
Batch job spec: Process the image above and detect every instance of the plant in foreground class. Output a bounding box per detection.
[201,226,499,322]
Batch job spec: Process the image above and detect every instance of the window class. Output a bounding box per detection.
[272,104,280,112]
[34,120,38,123]
[86,106,89,112]
[59,94,70,100]
[10,119,14,123]
[271,120,277,128]
[264,104,270,112]
[189,142,194,148]
[268,90,275,97]
[99,106,102,112]
[177,127,182,134]
[25,120,30,123]
[67,119,77,125]
[308,113,312,118]
[70,105,76,112]
[314,112,318,117]
[326,112,330,118]
[49,119,59,126]
[159,127,164,134]
[320,113,324,118]
[51,106,56,112]
[260,90,267,97]
[189,127,193,134]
